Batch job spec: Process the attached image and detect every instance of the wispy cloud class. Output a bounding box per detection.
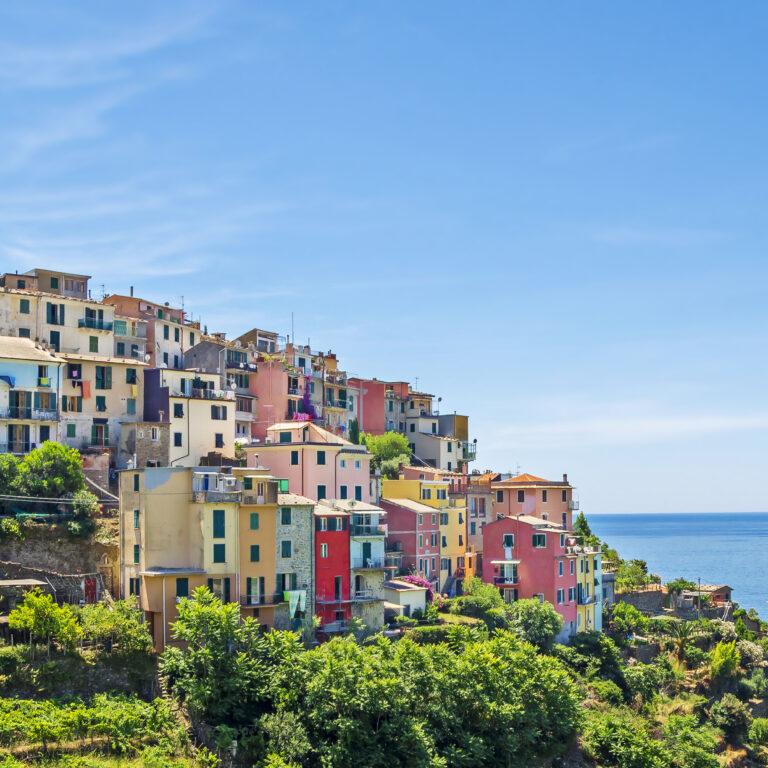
[0,7,215,91]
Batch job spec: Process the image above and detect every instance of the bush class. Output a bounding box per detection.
[624,662,670,704]
[556,631,625,686]
[749,717,768,747]
[0,518,24,541]
[685,645,707,669]
[736,639,763,667]
[583,710,670,768]
[508,598,562,651]
[611,602,650,639]
[591,679,624,705]
[710,641,740,680]
[709,620,737,643]
[710,693,752,742]
[661,715,720,768]
[403,625,460,645]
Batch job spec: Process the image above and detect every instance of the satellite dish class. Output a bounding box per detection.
[230,382,237,390]
[144,353,151,362]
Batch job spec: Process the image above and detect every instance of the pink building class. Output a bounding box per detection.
[491,473,576,530]
[348,377,387,436]
[379,497,441,587]
[247,422,373,503]
[482,514,578,640]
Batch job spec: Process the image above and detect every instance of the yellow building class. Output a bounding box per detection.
[120,465,311,652]
[573,545,603,633]
[381,476,470,595]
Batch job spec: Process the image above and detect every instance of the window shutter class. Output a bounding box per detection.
[59,304,65,323]
[224,578,230,604]
[51,393,57,411]
[291,573,298,590]
[315,518,322,531]
[328,517,337,532]
[222,406,227,419]
[91,425,98,444]
[105,367,112,389]
[104,424,109,441]
[342,518,348,530]
[33,391,40,410]
[247,577,252,599]
[259,577,265,603]
[207,578,213,592]
[211,405,216,419]
[62,396,68,413]
[46,303,53,323]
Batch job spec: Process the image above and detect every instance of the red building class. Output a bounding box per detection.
[482,514,578,641]
[314,505,351,634]
[379,497,441,588]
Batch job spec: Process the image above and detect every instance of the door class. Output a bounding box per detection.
[354,575,362,596]
[362,542,372,567]
[49,330,60,352]
[334,576,342,601]
[447,559,452,577]
[84,578,97,603]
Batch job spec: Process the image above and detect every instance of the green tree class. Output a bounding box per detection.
[668,621,699,661]
[508,598,563,652]
[79,597,153,653]
[8,589,82,657]
[573,511,592,539]
[666,577,695,596]
[0,454,19,497]
[710,693,752,743]
[710,641,740,680]
[610,602,650,638]
[14,442,85,498]
[362,431,411,477]
[347,418,360,445]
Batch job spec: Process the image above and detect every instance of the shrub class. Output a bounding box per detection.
[624,662,669,704]
[710,641,740,680]
[508,598,562,651]
[557,631,625,686]
[749,717,768,747]
[611,602,650,638]
[709,619,737,643]
[736,639,764,667]
[591,679,624,705]
[661,714,719,768]
[583,710,670,768]
[685,645,707,669]
[403,625,460,645]
[710,693,752,742]
[0,518,24,541]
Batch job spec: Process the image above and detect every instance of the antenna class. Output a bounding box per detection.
[291,312,294,345]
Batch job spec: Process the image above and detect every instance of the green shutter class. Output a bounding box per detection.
[224,578,230,603]
[61,396,68,413]
[59,304,65,324]
[259,577,265,603]
[105,367,112,389]
[244,477,252,490]
[247,577,252,599]
[91,425,98,444]
[103,425,109,442]
[33,391,40,409]
[213,509,225,538]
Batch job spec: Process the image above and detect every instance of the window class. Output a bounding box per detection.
[335,516,343,530]
[409,423,415,433]
[339,485,348,499]
[133,544,140,564]
[557,588,565,604]
[173,432,182,447]
[176,578,189,598]
[213,544,226,563]
[163,325,169,340]
[517,490,524,503]
[250,545,260,562]
[279,431,291,443]
[458,534,463,546]
[88,336,98,353]
[441,536,447,548]
[250,512,259,530]
[585,558,590,573]
[354,460,360,469]
[339,459,346,468]
[116,342,125,356]
[18,328,30,338]
[317,450,326,465]
[532,533,546,548]
[281,540,292,558]
[66,423,76,438]
[502,533,514,548]
[50,276,59,289]
[174,327,180,342]
[542,490,548,503]
[133,474,140,491]
[440,558,448,570]
[281,507,291,525]
[570,560,575,575]
[436,489,446,500]
[215,433,224,448]
[172,403,184,419]
[580,559,584,573]
[421,488,431,500]
[418,534,423,548]
[95,366,112,390]
[447,462,452,471]
[212,509,225,538]
[470,521,477,537]
[431,513,436,524]
[320,543,328,558]
[163,352,169,365]
[559,561,564,576]
[133,510,140,529]
[431,533,438,547]
[569,586,576,602]
[290,450,299,465]
[190,332,195,346]
[562,490,567,502]
[496,490,504,503]
[354,486,362,501]
[127,398,136,415]
[131,344,139,358]
[17,279,25,289]
[317,485,326,500]
[129,578,141,596]
[151,427,159,441]
[96,396,106,412]
[418,513,423,525]
[447,442,452,453]
[211,405,227,420]
[19,299,29,314]
[440,512,448,525]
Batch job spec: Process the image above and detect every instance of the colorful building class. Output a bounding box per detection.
[491,473,577,530]
[482,514,578,642]
[572,544,602,633]
[0,336,63,454]
[248,422,373,503]
[313,502,351,634]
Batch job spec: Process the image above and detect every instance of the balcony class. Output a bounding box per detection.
[448,484,469,494]
[352,589,376,602]
[226,361,258,373]
[316,592,350,605]
[86,437,111,449]
[78,318,113,332]
[322,620,349,633]
[1,407,59,421]
[113,321,147,339]
[494,576,519,586]
[287,386,299,396]
[188,387,230,401]
[385,548,404,563]
[242,488,277,505]
[351,558,385,570]
[578,595,595,606]
[350,524,385,537]
[191,490,242,504]
[460,441,477,460]
[239,593,286,607]
[569,500,580,511]
[0,442,34,454]
[325,400,347,410]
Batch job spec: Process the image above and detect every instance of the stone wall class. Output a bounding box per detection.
[616,588,665,614]
[0,523,119,595]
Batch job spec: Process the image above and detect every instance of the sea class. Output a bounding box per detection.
[589,512,768,615]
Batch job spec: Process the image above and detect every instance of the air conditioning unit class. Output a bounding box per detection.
[265,437,273,444]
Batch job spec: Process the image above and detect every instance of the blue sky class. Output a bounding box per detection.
[2,2,767,513]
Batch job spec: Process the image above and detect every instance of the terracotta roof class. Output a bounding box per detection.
[265,421,354,446]
[492,473,571,487]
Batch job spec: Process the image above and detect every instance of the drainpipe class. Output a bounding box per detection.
[162,576,167,650]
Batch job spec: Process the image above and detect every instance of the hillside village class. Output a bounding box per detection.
[0,265,608,648]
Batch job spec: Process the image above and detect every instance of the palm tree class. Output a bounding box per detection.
[669,620,698,660]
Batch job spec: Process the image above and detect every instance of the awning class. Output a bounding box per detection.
[0,375,14,388]
[490,559,522,565]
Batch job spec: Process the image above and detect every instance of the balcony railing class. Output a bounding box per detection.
[187,387,230,401]
[0,442,34,454]
[322,620,349,633]
[315,593,350,604]
[448,484,469,494]
[578,595,595,606]
[460,441,477,459]
[287,386,299,396]
[569,500,580,511]
[239,593,286,607]
[2,407,59,421]
[352,589,376,601]
[351,558,385,570]
[494,576,519,586]
[86,437,111,448]
[191,490,242,504]
[350,524,385,537]
[78,318,113,331]
[113,321,147,338]
[242,488,278,505]
[325,400,347,410]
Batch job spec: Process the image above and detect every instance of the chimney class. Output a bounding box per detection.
[563,473,568,483]
[130,285,134,297]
